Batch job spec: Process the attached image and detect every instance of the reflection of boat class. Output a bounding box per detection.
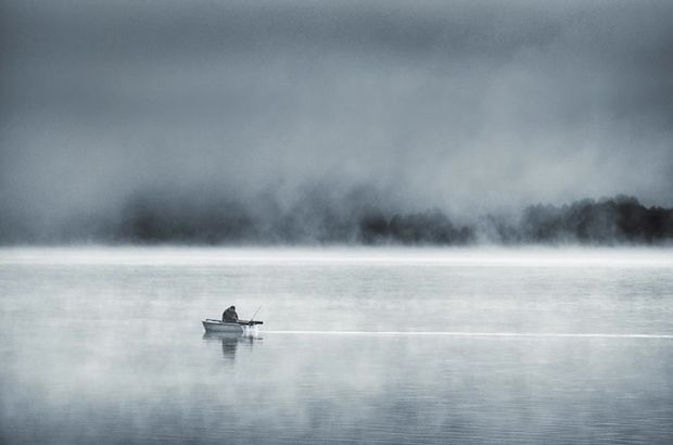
[202,331,261,360]
[202,319,263,333]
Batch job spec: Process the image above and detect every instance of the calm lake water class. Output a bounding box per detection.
[1,247,672,444]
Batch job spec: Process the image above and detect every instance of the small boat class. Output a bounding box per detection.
[202,319,263,333]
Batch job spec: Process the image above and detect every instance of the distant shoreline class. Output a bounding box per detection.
[2,195,672,246]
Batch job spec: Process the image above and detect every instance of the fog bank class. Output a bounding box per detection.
[1,192,672,246]
[1,1,672,243]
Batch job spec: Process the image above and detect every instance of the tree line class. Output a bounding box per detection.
[116,195,673,245]
[1,194,671,245]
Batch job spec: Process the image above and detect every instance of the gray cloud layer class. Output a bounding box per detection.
[1,0,672,239]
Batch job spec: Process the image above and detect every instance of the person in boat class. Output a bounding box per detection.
[222,305,239,322]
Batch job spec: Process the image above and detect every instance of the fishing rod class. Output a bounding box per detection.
[249,306,262,324]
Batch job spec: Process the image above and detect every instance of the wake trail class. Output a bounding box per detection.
[264,330,673,339]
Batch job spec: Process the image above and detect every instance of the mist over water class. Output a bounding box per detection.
[1,247,673,444]
[2,2,673,443]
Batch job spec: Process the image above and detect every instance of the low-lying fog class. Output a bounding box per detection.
[1,245,672,444]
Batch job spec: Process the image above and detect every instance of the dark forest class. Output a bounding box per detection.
[3,194,671,245]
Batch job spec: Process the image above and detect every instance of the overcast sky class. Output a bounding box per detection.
[1,0,672,234]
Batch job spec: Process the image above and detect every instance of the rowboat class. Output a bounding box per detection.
[202,319,263,333]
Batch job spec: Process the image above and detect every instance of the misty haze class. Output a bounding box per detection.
[1,1,672,444]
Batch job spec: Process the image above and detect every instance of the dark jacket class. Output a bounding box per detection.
[222,307,239,322]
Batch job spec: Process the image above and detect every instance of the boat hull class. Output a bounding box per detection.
[202,320,244,333]
[202,319,263,333]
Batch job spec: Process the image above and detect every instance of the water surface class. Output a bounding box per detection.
[1,247,672,444]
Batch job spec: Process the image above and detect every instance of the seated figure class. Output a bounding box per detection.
[222,305,239,322]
